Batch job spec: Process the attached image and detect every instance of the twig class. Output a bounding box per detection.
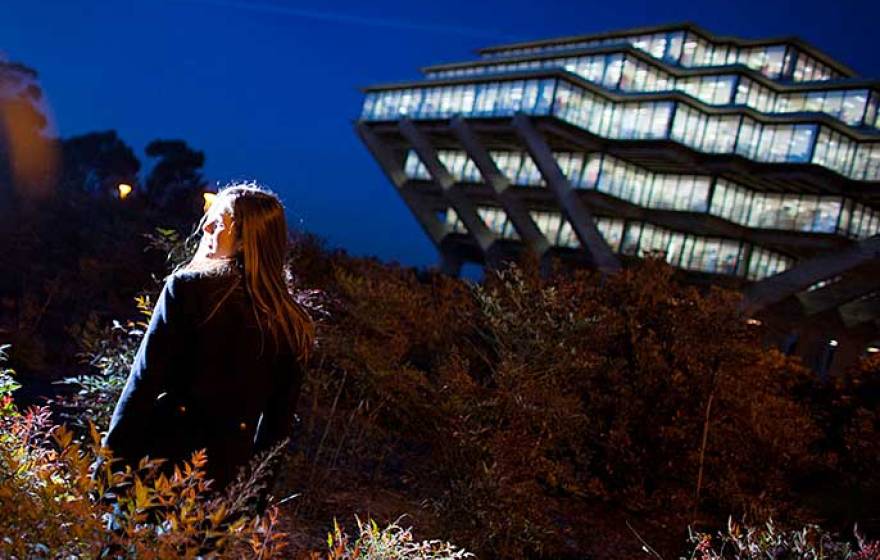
[693,392,714,522]
[313,368,347,466]
[693,357,721,523]
[626,520,664,560]
[329,399,363,470]
[275,493,300,506]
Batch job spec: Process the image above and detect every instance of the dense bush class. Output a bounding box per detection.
[682,519,879,559]
[7,225,880,557]
[0,347,288,558]
[319,517,473,560]
[3,345,472,558]
[280,245,878,558]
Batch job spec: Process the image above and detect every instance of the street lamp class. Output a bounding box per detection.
[118,183,133,200]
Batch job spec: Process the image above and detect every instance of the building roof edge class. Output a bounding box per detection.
[477,22,858,78]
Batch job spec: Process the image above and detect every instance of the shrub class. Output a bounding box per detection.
[53,293,152,431]
[0,349,289,559]
[683,519,879,559]
[414,259,826,556]
[14,223,880,559]
[319,516,473,559]
[273,249,872,558]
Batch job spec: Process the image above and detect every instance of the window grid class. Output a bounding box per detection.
[617,220,791,279]
[477,206,520,239]
[479,30,842,82]
[428,52,873,129]
[363,78,880,182]
[404,149,880,239]
[443,208,468,234]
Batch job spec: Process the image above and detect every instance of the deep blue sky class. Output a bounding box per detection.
[1,0,878,268]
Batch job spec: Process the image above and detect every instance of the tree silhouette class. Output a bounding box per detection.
[144,139,206,216]
[59,131,140,196]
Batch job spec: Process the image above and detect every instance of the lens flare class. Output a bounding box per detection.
[0,89,59,201]
[203,192,217,212]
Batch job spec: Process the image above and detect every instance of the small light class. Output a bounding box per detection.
[117,183,132,200]
[203,192,217,212]
[745,318,762,326]
[867,346,880,354]
[828,339,839,347]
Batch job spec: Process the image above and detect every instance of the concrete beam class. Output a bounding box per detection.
[797,267,880,316]
[355,122,447,246]
[450,117,551,258]
[398,119,497,253]
[439,249,464,276]
[839,296,880,329]
[511,114,621,272]
[742,234,880,315]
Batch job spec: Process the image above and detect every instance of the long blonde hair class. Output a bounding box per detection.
[184,183,315,360]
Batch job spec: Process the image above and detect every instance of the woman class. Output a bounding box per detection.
[103,184,314,492]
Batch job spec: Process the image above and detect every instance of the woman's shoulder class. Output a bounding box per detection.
[171,267,240,285]
[160,269,246,324]
[165,268,242,299]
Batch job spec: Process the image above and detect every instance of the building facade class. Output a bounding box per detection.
[356,23,880,374]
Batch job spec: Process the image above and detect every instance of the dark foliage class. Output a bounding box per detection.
[1,117,208,391]
[45,221,878,558]
[59,130,140,196]
[144,138,207,218]
[283,247,861,558]
[0,78,875,555]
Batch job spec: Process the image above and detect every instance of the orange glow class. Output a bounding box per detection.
[0,95,59,200]
[203,192,217,212]
[117,183,132,200]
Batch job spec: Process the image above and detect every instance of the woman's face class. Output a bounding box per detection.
[200,200,238,260]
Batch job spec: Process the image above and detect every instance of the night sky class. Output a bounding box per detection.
[1,0,878,268]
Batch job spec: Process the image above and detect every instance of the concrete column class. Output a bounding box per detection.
[839,296,880,329]
[398,119,497,257]
[511,113,621,273]
[450,117,551,258]
[355,122,447,245]
[742,234,880,315]
[797,269,880,316]
[438,249,463,277]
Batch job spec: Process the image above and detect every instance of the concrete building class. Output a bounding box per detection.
[356,23,880,374]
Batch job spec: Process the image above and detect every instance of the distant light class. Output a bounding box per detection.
[745,318,762,326]
[117,183,132,200]
[828,339,839,347]
[203,192,217,212]
[867,346,880,354]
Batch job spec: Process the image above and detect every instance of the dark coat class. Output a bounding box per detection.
[104,270,304,490]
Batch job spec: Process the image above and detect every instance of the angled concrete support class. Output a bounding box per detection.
[398,118,497,254]
[439,249,463,277]
[839,296,880,329]
[742,234,880,315]
[450,117,551,257]
[511,113,621,272]
[797,268,880,316]
[356,122,446,245]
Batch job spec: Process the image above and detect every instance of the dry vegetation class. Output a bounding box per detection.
[0,100,876,555]
[5,226,877,557]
